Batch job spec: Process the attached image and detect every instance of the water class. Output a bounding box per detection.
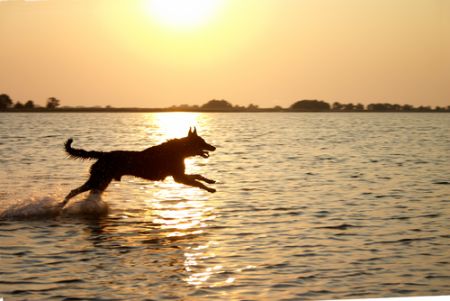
[0,112,449,300]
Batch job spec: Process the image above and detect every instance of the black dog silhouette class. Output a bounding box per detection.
[62,128,216,206]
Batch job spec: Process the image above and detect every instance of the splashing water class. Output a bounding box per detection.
[62,192,109,217]
[0,193,108,220]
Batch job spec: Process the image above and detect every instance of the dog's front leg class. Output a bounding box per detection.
[173,175,216,193]
[189,174,216,184]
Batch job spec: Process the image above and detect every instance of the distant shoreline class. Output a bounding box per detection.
[2,96,449,112]
[1,108,449,113]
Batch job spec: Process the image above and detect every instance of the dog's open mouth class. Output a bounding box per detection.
[199,146,215,158]
[200,150,210,158]
[198,144,216,158]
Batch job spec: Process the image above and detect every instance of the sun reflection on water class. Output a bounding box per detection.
[142,185,239,290]
[143,196,224,287]
[140,112,232,288]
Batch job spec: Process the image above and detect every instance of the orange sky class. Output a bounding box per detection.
[0,0,449,108]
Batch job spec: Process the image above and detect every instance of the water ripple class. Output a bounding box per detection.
[0,112,449,300]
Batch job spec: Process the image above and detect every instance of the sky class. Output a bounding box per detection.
[0,0,449,108]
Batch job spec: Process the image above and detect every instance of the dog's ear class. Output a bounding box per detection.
[188,127,198,137]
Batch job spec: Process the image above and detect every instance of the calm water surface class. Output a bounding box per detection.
[0,112,449,300]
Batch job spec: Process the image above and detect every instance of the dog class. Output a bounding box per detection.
[61,127,216,207]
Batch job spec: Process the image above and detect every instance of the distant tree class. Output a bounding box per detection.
[290,100,330,112]
[247,103,259,111]
[0,93,13,110]
[343,103,355,111]
[273,105,283,111]
[332,102,343,111]
[14,101,24,109]
[401,104,414,112]
[355,103,365,111]
[24,100,35,109]
[367,103,392,111]
[392,104,402,111]
[417,105,432,112]
[368,102,413,112]
[201,99,233,110]
[46,97,60,109]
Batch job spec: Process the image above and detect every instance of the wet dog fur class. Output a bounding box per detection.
[62,128,216,207]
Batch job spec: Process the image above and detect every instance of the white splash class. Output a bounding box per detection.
[62,192,109,217]
[0,193,108,220]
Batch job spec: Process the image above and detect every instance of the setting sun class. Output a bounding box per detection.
[145,0,224,30]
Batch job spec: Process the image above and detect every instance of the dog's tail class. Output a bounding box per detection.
[65,138,105,160]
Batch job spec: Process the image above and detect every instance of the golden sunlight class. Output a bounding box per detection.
[155,112,200,140]
[145,0,224,30]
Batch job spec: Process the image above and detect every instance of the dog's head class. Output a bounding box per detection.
[184,127,216,158]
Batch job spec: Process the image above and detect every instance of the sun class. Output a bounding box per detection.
[145,0,224,30]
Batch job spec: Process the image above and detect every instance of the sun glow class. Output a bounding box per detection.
[155,112,200,140]
[145,0,224,30]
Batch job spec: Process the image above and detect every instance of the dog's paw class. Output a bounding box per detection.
[207,188,216,193]
[204,179,216,184]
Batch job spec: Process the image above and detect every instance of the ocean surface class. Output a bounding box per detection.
[0,112,449,300]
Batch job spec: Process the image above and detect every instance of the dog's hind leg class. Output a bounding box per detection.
[61,175,112,207]
[87,177,112,197]
[61,180,93,207]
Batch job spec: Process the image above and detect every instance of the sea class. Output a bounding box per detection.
[0,112,449,300]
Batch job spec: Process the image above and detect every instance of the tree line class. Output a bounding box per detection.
[289,100,450,112]
[0,94,60,110]
[1,93,448,112]
[172,99,450,112]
